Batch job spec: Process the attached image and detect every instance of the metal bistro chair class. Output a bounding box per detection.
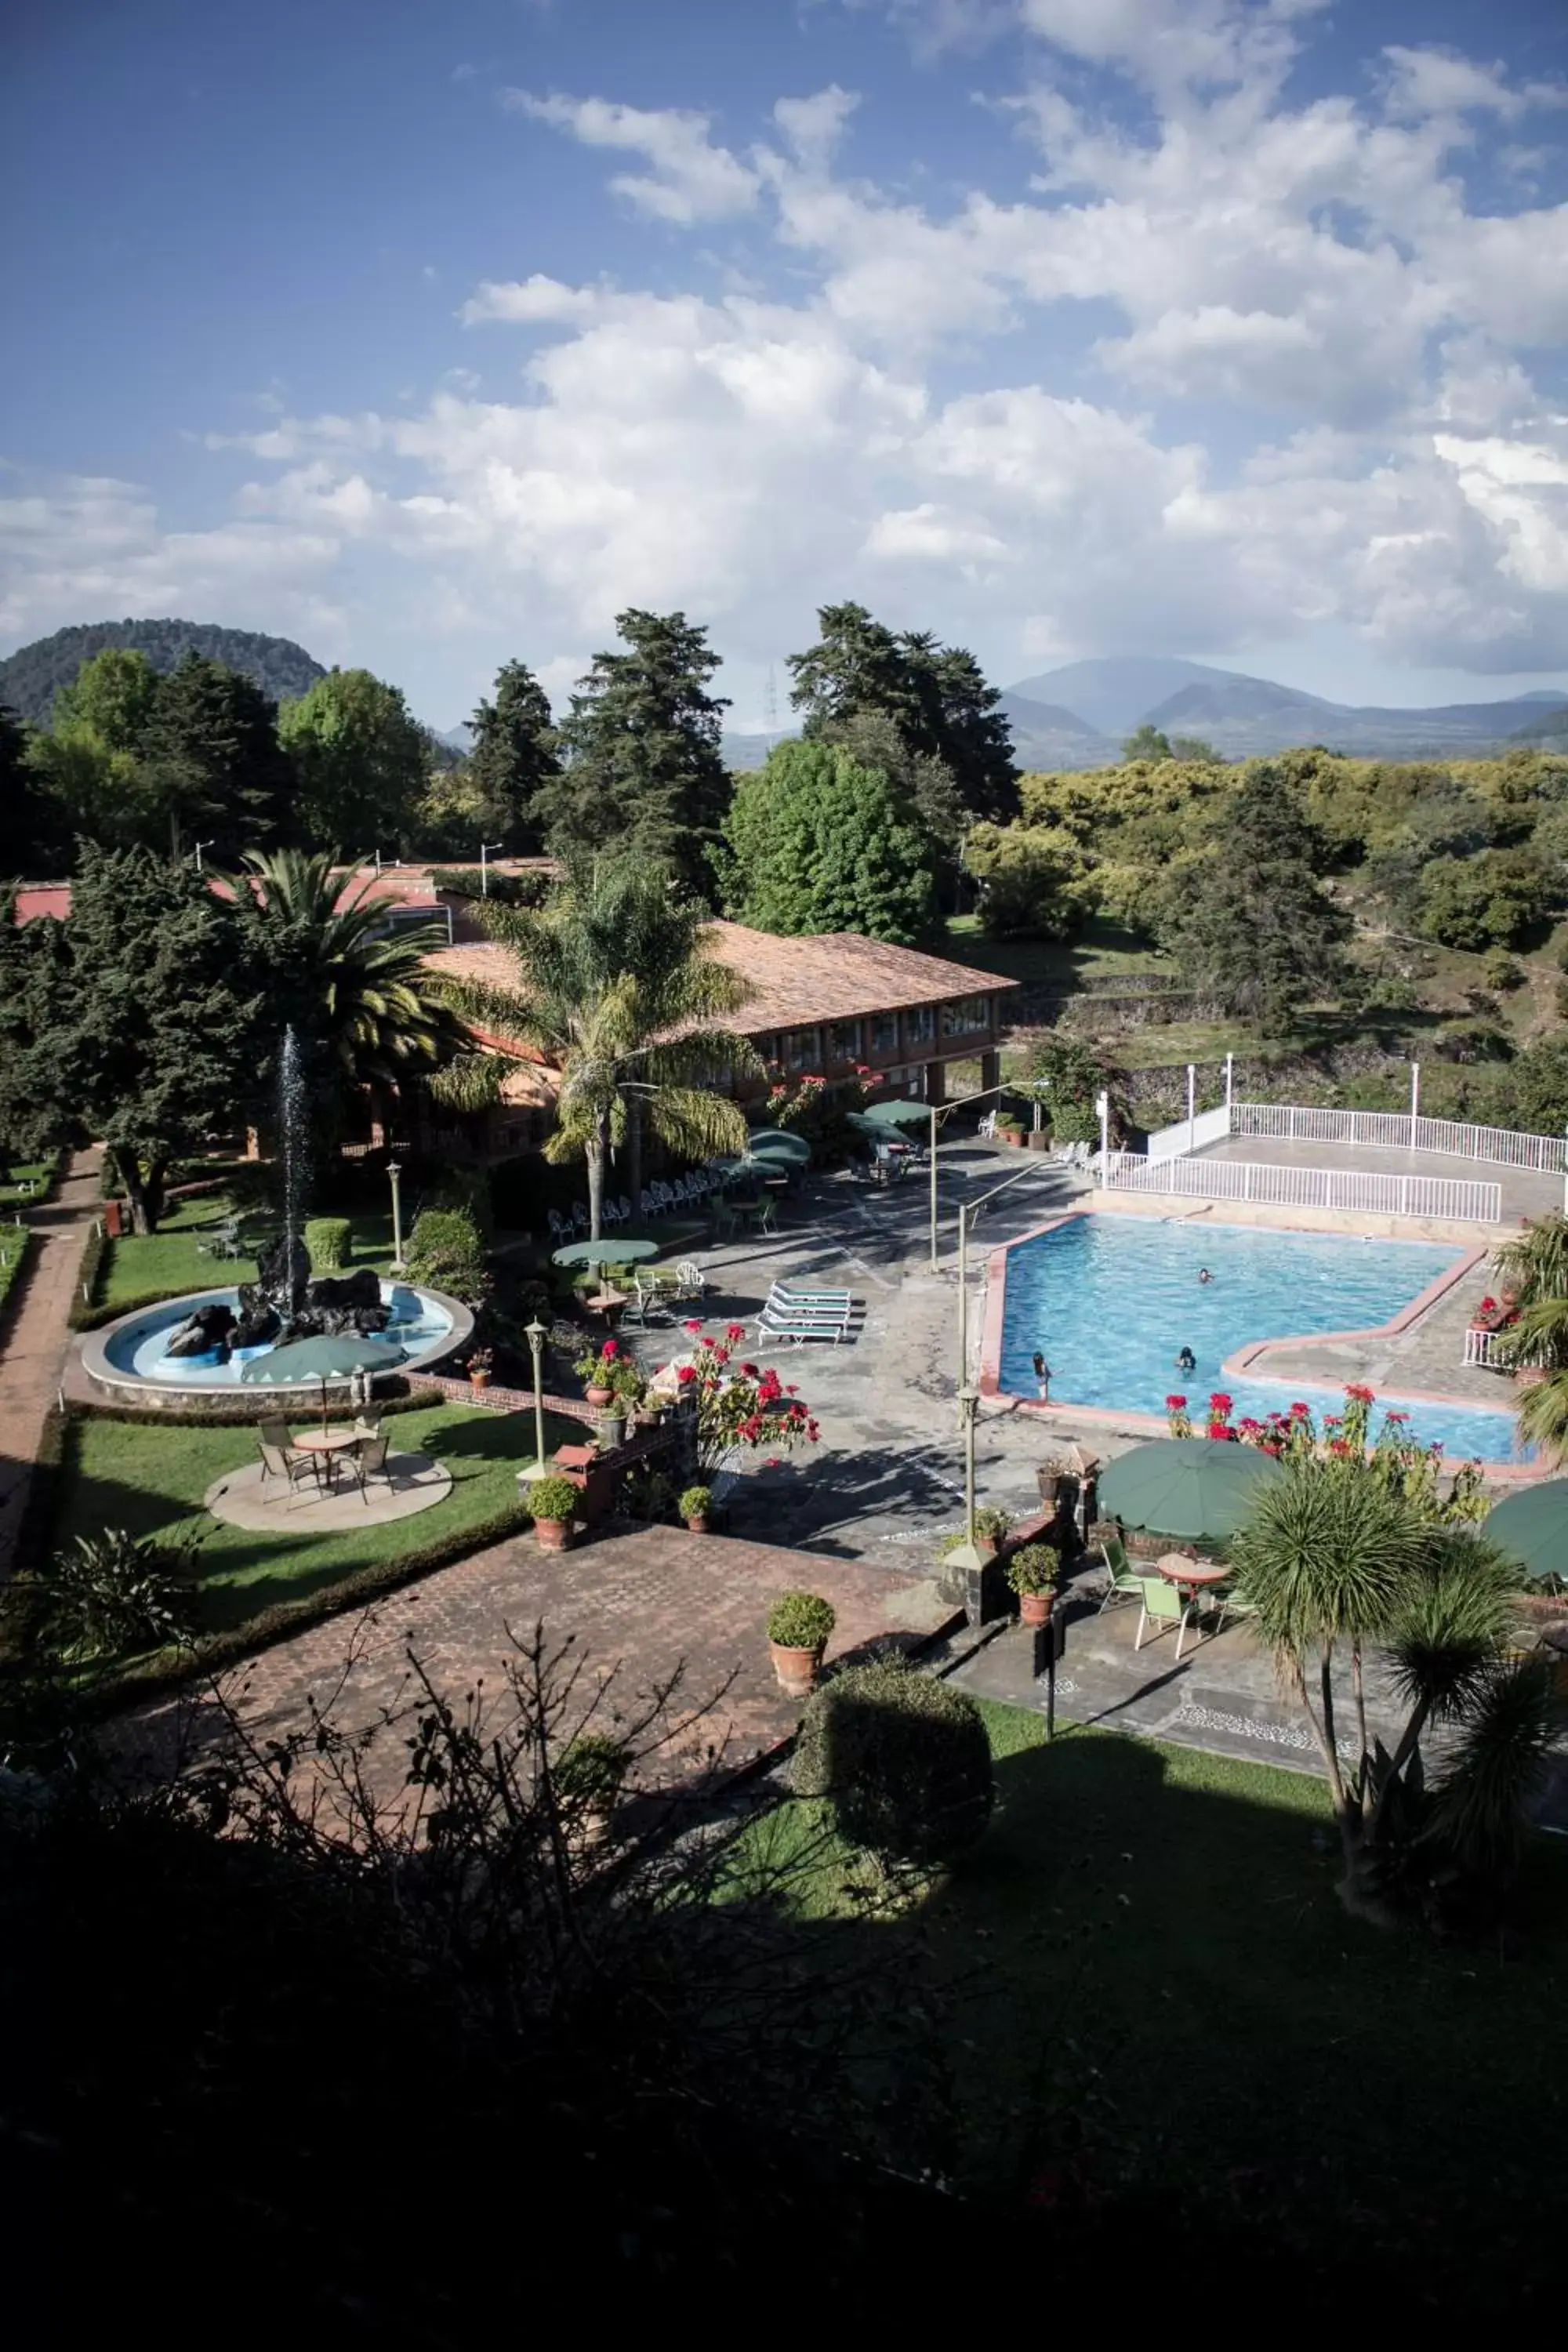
[350,1431,393,1503]
[1098,1534,1144,1613]
[256,1421,318,1500]
[1133,1574,1203,1661]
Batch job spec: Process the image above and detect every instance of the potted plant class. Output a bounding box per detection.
[553,1731,629,1846]
[1007,1541,1062,1626]
[574,1338,622,1408]
[767,1590,837,1696]
[1036,1457,1071,1508]
[466,1346,494,1392]
[995,1118,1025,1148]
[527,1472,579,1553]
[972,1506,1011,1559]
[680,1483,713,1534]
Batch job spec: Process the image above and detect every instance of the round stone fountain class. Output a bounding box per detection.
[76,1023,473,1408]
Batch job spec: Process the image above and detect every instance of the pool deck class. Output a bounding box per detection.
[1191,1132,1565,1228]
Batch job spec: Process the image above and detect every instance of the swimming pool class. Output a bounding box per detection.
[998,1215,1523,1465]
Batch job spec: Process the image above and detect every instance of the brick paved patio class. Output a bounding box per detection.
[113,1521,955,1815]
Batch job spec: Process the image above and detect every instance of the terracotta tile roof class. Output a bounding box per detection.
[428,927,1015,1043]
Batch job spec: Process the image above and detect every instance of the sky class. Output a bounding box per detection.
[3,0,1568,732]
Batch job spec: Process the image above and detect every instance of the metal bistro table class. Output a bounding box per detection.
[1156,1553,1229,1596]
[292,1425,363,1494]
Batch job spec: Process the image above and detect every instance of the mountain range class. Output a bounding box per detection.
[1000,657,1568,768]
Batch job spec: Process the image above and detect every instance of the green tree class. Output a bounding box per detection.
[279,669,431,855]
[445,855,760,1235]
[1507,1039,1568,1138]
[0,705,71,879]
[788,602,1017,822]
[235,848,467,1156]
[535,612,731,895]
[1231,1465,1550,1925]
[1417,847,1552,951]
[464,659,561,850]
[137,652,296,859]
[1170,734,1224,764]
[718,741,938,946]
[50,646,162,750]
[1017,1036,1130,1144]
[1157,766,1349,1032]
[26,846,262,1231]
[1121,724,1174,762]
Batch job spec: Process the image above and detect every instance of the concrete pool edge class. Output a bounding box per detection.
[977,1206,1537,1481]
[77,1282,474,1408]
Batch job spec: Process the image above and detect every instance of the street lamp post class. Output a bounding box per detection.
[387,1159,405,1272]
[480,841,504,897]
[941,1385,987,1582]
[522,1316,550,1479]
[194,840,214,871]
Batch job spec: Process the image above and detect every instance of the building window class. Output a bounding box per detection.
[942,993,990,1037]
[906,1004,935,1047]
[869,1011,898,1056]
[829,1018,861,1063]
[785,1026,818,1069]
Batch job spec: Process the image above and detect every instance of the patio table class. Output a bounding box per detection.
[1156,1553,1229,1595]
[293,1425,362,1493]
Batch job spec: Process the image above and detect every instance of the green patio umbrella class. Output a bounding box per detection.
[863,1098,931,1129]
[746,1129,811,1166]
[1486,1481,1568,1585]
[241,1331,409,1436]
[1098,1436,1286,1544]
[550,1236,661,1270]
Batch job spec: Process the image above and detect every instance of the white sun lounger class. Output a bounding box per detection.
[755,1312,851,1346]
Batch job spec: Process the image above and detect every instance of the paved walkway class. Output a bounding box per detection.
[109,1523,955,1817]
[0,1149,103,1575]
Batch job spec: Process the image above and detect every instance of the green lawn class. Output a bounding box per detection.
[742,1700,1568,2220]
[946,912,1171,990]
[0,1157,56,1209]
[54,1400,580,1636]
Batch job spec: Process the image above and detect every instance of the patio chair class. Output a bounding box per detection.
[1133,1575,1202,1661]
[547,1207,570,1243]
[755,1310,849,1347]
[350,1432,393,1502]
[1098,1534,1144,1613]
[570,1202,590,1234]
[769,1280,852,1311]
[256,1425,318,1499]
[1214,1584,1259,1633]
[676,1258,706,1298]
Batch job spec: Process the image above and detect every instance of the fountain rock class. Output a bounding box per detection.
[256,1232,311,1319]
[164,1302,238,1359]
[231,1293,282,1350]
[302,1267,390,1336]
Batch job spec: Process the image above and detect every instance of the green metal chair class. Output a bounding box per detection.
[1214,1583,1259,1633]
[1098,1534,1144,1613]
[1134,1574,1201,1661]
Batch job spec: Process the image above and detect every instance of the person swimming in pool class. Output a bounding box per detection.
[1198,1267,1213,1284]
[1032,1351,1051,1399]
[1175,1345,1196,1374]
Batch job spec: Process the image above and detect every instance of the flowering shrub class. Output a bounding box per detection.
[672,1324,822,1475]
[1206,1392,1236,1443]
[572,1337,643,1405]
[1165,1393,1192,1439]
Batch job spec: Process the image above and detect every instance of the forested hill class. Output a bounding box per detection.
[0,619,327,724]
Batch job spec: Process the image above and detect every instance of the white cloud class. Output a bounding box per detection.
[772,85,860,169]
[502,90,759,222]
[1381,44,1568,124]
[459,273,604,325]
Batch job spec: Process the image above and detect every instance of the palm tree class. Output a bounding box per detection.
[1229,1465,1551,1924]
[444,856,761,1237]
[236,848,470,1145]
[1490,1214,1568,1462]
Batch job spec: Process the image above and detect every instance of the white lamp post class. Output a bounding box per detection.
[194,840,214,871]
[521,1316,550,1479]
[480,841,504,897]
[387,1159,405,1272]
[942,1385,987,1577]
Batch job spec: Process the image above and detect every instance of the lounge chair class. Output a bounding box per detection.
[1133,1575,1202,1661]
[1098,1534,1143,1613]
[763,1289,851,1321]
[754,1311,849,1347]
[770,1279,853,1306]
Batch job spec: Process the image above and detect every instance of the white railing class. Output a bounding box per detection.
[1462,1327,1544,1369]
[1147,1103,1230,1163]
[1102,1151,1501,1223]
[1232,1102,1565,1173]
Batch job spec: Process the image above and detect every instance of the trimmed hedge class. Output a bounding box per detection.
[67,1221,110,1327]
[304,1215,352,1271]
[792,1657,994,1868]
[0,1230,37,1350]
[64,1383,441,1431]
[404,1205,487,1301]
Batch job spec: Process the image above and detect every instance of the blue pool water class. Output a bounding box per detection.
[102,1283,456,1386]
[1000,1216,1523,1465]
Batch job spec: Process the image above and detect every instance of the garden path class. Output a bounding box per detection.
[0,1148,103,1577]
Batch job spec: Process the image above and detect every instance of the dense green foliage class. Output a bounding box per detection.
[535,609,731,895]
[792,1656,994,1867]
[719,740,939,944]
[278,667,431,855]
[402,1204,488,1301]
[303,1215,351,1271]
[0,617,325,726]
[461,659,561,851]
[766,1591,837,1649]
[788,601,1018,823]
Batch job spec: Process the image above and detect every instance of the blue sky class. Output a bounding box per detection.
[3,0,1567,730]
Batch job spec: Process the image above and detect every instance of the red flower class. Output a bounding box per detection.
[1289,1402,1309,1417]
[764,1456,782,1468]
[806,1420,821,1441]
[1166,1393,1187,1410]
[1386,1410,1410,1424]
[601,1338,619,1359]
[785,1382,799,1396]
[1262,1443,1283,1457]
[1208,1392,1232,1411]
[1479,1296,1497,1313]
[683,1318,703,1335]
[739,1361,759,1377]
[677,1365,697,1386]
[1345,1383,1375,1403]
[725,1322,746,1344]
[1328,1438,1351,1456]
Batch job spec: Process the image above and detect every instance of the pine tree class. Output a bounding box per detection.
[465,660,561,849]
[139,652,296,858]
[787,603,1017,822]
[535,610,731,895]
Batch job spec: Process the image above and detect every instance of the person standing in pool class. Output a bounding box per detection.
[1032,1351,1051,1399]
[1198,1267,1213,1285]
[1175,1345,1196,1374]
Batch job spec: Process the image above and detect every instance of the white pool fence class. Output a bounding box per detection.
[1101,1149,1501,1225]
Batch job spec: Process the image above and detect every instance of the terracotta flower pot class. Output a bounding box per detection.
[469,1370,491,1391]
[769,1639,825,1697]
[1018,1588,1056,1627]
[586,1383,613,1408]
[685,1514,711,1534]
[534,1517,572,1553]
[974,1535,1000,1559]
